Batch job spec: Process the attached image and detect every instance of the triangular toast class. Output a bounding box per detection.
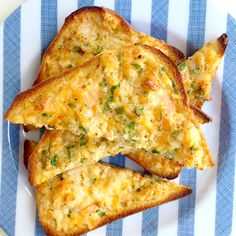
[35,162,191,235]
[25,131,182,185]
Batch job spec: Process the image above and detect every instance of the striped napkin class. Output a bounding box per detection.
[0,0,235,235]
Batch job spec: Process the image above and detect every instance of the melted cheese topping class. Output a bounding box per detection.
[9,46,213,171]
[179,38,224,107]
[36,162,186,235]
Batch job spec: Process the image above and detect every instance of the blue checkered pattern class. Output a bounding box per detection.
[0,0,236,236]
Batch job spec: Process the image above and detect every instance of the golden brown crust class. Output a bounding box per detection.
[190,104,212,123]
[217,33,228,56]
[23,139,37,169]
[125,153,183,179]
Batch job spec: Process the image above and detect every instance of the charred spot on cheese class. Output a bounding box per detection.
[67,64,73,68]
[73,46,84,55]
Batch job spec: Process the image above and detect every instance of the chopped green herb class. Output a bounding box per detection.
[110,84,120,95]
[103,102,110,112]
[178,62,186,71]
[171,130,180,139]
[192,67,202,75]
[96,210,106,217]
[73,45,83,53]
[171,80,178,94]
[128,131,136,142]
[151,148,160,154]
[173,148,180,152]
[134,106,144,117]
[67,64,73,68]
[80,134,87,146]
[80,158,86,163]
[132,63,141,69]
[165,151,173,160]
[118,146,124,149]
[116,107,124,114]
[50,155,57,166]
[79,125,87,134]
[41,150,47,155]
[66,144,76,159]
[160,66,166,73]
[42,113,51,117]
[128,121,135,129]
[117,53,121,61]
[67,209,72,217]
[68,102,76,109]
[94,45,103,55]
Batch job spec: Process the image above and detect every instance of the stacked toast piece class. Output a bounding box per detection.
[5,7,228,236]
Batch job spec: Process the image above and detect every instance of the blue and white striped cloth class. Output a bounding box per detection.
[0,0,236,235]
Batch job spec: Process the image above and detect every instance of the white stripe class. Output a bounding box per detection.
[94,0,115,9]
[232,151,236,236]
[167,0,190,53]
[14,0,41,235]
[0,25,3,189]
[194,2,227,236]
[130,0,152,34]
[87,2,115,236]
[57,0,78,31]
[158,1,189,235]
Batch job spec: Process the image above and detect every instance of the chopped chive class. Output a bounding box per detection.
[68,102,76,109]
[132,63,141,69]
[80,134,87,146]
[171,80,178,94]
[171,130,180,139]
[79,125,87,134]
[67,64,73,68]
[96,210,106,217]
[134,106,144,117]
[42,113,51,117]
[151,148,160,154]
[94,45,103,55]
[50,155,57,166]
[73,45,83,53]
[164,151,173,160]
[178,62,186,71]
[116,107,124,114]
[192,67,202,75]
[128,121,135,129]
[67,209,72,217]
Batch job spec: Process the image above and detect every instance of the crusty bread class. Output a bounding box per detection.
[6,45,213,171]
[34,6,184,86]
[26,130,182,185]
[23,139,37,169]
[180,33,228,108]
[36,162,191,236]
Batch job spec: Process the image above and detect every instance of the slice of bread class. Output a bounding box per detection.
[36,162,191,236]
[25,130,182,185]
[5,45,213,171]
[180,33,228,108]
[34,6,184,86]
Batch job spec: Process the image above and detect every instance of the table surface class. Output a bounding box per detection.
[1,0,236,25]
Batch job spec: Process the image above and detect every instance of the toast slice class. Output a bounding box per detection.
[180,33,228,108]
[34,6,184,86]
[5,45,213,170]
[26,130,182,185]
[36,162,192,235]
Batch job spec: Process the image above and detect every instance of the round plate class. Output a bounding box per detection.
[1,0,236,235]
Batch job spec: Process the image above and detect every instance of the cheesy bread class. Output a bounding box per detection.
[26,131,182,185]
[6,45,213,174]
[36,162,191,235]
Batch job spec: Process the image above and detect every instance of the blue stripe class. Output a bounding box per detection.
[34,1,57,235]
[178,1,206,236]
[151,0,169,41]
[141,1,169,235]
[106,1,131,236]
[0,8,21,236]
[215,14,236,236]
[78,0,94,9]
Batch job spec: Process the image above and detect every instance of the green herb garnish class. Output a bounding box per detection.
[50,155,57,166]
[171,80,178,94]
[160,66,166,73]
[192,67,202,75]
[79,125,87,134]
[132,63,141,69]
[68,102,76,109]
[73,45,83,53]
[165,151,173,160]
[94,45,103,55]
[67,64,73,68]
[80,134,87,146]
[171,130,180,139]
[42,113,51,117]
[67,209,72,217]
[178,62,186,71]
[151,148,160,154]
[96,210,106,217]
[128,121,136,129]
[134,106,144,117]
[116,107,124,114]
